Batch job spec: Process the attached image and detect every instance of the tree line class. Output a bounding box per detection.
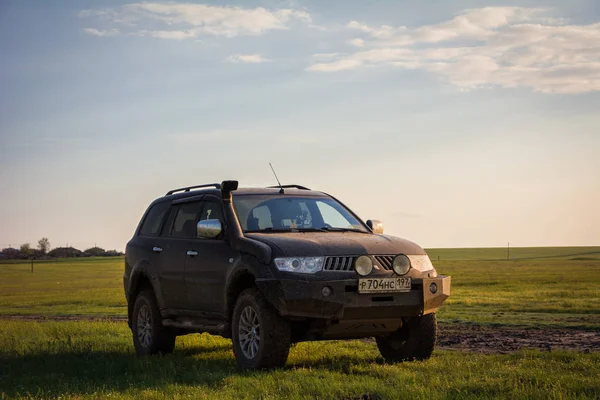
[0,237,123,260]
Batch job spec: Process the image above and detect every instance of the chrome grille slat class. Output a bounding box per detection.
[323,256,355,271]
[374,255,395,270]
[323,255,399,271]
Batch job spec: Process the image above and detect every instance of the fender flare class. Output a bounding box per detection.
[224,255,275,320]
[127,259,166,322]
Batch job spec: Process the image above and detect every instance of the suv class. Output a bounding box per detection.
[124,181,450,369]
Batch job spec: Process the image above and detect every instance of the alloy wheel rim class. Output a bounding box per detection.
[137,304,153,348]
[238,305,260,359]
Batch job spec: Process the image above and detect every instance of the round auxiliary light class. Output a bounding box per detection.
[355,255,373,276]
[430,282,438,294]
[392,254,411,276]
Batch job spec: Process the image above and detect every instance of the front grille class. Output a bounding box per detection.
[374,255,395,270]
[323,256,355,271]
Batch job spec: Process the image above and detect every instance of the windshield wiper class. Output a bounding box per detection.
[246,227,365,233]
[245,228,293,233]
[320,227,369,233]
[245,227,328,233]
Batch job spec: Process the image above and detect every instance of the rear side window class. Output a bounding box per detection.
[139,201,170,236]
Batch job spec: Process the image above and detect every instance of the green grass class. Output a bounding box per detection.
[1,249,599,399]
[1,320,598,399]
[427,246,600,261]
[1,253,599,329]
[0,258,125,317]
[435,259,600,329]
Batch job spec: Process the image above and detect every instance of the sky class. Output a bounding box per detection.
[1,0,599,251]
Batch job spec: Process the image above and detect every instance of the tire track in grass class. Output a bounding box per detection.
[1,315,599,353]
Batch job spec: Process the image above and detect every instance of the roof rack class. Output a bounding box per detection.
[267,184,311,190]
[166,183,221,196]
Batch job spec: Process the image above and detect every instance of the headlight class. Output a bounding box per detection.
[274,257,324,274]
[355,255,373,276]
[407,255,435,273]
[392,254,411,275]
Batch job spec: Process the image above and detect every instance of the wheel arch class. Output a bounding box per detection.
[127,260,164,327]
[226,269,257,323]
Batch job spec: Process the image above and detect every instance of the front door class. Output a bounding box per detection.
[184,198,237,318]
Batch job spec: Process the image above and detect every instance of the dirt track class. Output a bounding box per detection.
[437,322,600,353]
[2,315,599,353]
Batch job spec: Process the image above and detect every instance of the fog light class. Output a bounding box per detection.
[430,282,438,294]
[321,286,332,297]
[355,255,373,276]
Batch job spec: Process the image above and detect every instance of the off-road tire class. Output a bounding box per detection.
[376,313,437,362]
[232,288,291,370]
[132,289,176,356]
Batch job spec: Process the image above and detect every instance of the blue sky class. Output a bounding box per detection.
[1,0,599,251]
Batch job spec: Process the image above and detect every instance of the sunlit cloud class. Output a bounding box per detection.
[83,28,120,37]
[226,54,271,63]
[308,7,600,94]
[80,2,311,39]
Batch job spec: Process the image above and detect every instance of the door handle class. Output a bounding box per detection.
[152,247,163,253]
[186,250,198,257]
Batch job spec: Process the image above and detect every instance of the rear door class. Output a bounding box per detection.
[127,200,171,300]
[156,200,203,312]
[185,197,237,318]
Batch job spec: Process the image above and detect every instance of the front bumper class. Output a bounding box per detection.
[256,275,451,320]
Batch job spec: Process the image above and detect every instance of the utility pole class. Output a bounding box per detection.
[507,242,510,260]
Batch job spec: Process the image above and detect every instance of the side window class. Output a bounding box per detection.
[200,201,224,222]
[170,202,202,238]
[160,206,178,236]
[139,201,170,237]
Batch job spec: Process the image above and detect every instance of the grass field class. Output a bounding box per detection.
[1,248,599,399]
[426,246,600,261]
[1,320,599,399]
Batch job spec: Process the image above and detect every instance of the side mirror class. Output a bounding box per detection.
[197,219,222,239]
[366,220,384,234]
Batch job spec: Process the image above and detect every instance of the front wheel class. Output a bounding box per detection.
[376,313,437,362]
[131,289,176,356]
[231,288,291,370]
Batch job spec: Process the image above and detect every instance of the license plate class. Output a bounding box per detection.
[358,277,412,294]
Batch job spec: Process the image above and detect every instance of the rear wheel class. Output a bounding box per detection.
[232,288,291,370]
[376,313,437,362]
[132,289,176,356]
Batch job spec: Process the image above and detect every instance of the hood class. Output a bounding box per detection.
[244,232,426,258]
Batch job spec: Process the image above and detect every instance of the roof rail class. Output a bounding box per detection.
[166,183,221,196]
[267,184,311,190]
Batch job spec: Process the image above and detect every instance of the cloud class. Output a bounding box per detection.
[347,38,364,47]
[226,54,271,63]
[310,7,600,94]
[83,28,120,37]
[81,2,311,39]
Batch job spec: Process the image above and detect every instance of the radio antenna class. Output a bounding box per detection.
[269,163,284,194]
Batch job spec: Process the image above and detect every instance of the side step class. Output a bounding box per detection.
[162,318,228,336]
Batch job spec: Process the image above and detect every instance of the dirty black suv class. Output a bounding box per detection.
[124,181,451,369]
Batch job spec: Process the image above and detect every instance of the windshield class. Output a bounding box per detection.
[233,195,369,233]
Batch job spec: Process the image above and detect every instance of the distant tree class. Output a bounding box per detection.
[84,247,106,257]
[38,237,50,255]
[30,249,42,258]
[105,250,124,257]
[48,247,83,258]
[20,243,32,257]
[1,248,24,259]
